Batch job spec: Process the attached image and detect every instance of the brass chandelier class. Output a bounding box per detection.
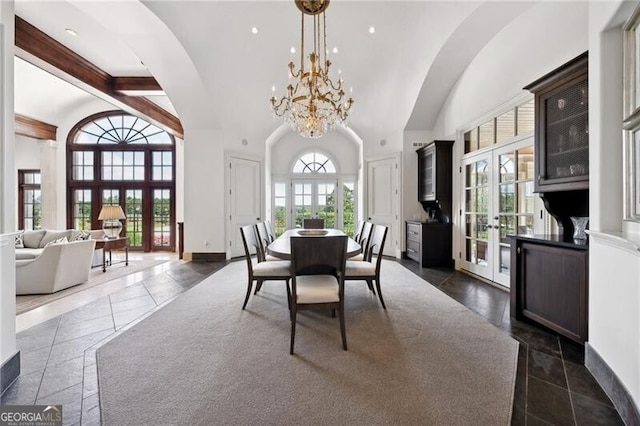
[270,0,354,139]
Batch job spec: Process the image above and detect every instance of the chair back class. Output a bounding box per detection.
[353,220,365,241]
[255,222,271,258]
[265,220,276,242]
[303,218,325,229]
[290,235,347,279]
[367,225,388,267]
[240,225,263,267]
[359,222,374,256]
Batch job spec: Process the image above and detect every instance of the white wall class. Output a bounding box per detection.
[14,134,40,169]
[0,0,16,379]
[587,0,640,414]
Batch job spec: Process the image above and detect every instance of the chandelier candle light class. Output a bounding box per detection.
[270,0,354,139]
[98,205,126,238]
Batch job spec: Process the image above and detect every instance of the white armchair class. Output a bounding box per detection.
[16,239,96,295]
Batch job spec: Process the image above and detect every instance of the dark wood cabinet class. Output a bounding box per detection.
[510,235,588,343]
[406,221,452,267]
[417,140,454,222]
[525,52,588,193]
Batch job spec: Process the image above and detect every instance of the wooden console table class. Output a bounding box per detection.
[94,237,129,272]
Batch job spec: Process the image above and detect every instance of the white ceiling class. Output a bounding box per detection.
[14,1,536,139]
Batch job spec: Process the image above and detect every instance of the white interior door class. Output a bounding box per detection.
[228,156,261,258]
[461,137,542,287]
[366,156,399,257]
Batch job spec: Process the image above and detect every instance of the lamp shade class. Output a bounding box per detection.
[98,205,126,220]
[99,205,126,238]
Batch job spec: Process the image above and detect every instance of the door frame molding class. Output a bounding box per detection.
[224,150,263,259]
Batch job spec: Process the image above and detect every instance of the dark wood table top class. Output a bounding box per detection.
[93,237,129,250]
[267,229,360,260]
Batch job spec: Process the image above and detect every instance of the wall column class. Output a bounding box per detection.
[0,0,19,394]
[38,140,57,229]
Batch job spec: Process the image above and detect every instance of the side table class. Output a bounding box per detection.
[93,237,129,272]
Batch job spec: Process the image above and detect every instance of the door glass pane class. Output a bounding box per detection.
[293,183,313,228]
[316,182,336,228]
[73,189,92,230]
[153,189,171,247]
[464,157,490,268]
[499,183,515,213]
[125,190,143,248]
[500,245,510,274]
[342,182,355,236]
[273,182,287,237]
[499,153,515,182]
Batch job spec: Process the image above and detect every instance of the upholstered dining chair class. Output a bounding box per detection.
[303,218,325,229]
[239,225,291,310]
[345,224,388,309]
[289,235,348,354]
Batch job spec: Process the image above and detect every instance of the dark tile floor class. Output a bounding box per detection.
[398,259,624,426]
[2,257,625,425]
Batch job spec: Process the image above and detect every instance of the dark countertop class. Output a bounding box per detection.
[508,233,589,250]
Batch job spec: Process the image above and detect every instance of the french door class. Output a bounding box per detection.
[461,137,541,287]
[292,179,337,228]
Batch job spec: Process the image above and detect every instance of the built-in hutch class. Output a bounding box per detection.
[406,140,454,267]
[511,52,589,344]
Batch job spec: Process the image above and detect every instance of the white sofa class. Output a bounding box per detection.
[15,229,97,295]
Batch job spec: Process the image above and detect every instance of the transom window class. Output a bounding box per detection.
[464,99,534,154]
[293,152,336,173]
[67,111,175,252]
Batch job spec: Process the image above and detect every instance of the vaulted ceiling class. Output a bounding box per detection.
[14,1,536,142]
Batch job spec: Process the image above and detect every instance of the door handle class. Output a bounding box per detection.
[257,218,260,221]
[368,217,372,220]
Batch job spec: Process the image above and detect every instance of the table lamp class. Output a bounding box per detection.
[98,205,126,238]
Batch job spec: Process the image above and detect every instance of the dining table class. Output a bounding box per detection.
[267,229,361,260]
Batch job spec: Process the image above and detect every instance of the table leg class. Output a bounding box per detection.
[125,247,129,266]
[102,249,107,273]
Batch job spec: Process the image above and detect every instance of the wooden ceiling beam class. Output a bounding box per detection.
[15,114,57,140]
[112,77,163,93]
[15,16,184,139]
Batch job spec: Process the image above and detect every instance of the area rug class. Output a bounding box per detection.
[97,260,518,425]
[16,259,168,315]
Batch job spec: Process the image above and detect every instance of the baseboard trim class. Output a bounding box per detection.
[585,342,640,425]
[184,252,226,262]
[0,351,20,396]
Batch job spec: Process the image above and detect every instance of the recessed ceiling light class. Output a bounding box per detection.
[290,46,296,54]
[332,47,338,54]
[251,27,258,34]
[65,28,78,36]
[369,26,376,34]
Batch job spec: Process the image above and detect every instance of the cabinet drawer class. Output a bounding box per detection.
[406,240,420,261]
[407,225,421,243]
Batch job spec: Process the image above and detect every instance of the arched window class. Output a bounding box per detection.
[67,111,175,252]
[292,152,336,173]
